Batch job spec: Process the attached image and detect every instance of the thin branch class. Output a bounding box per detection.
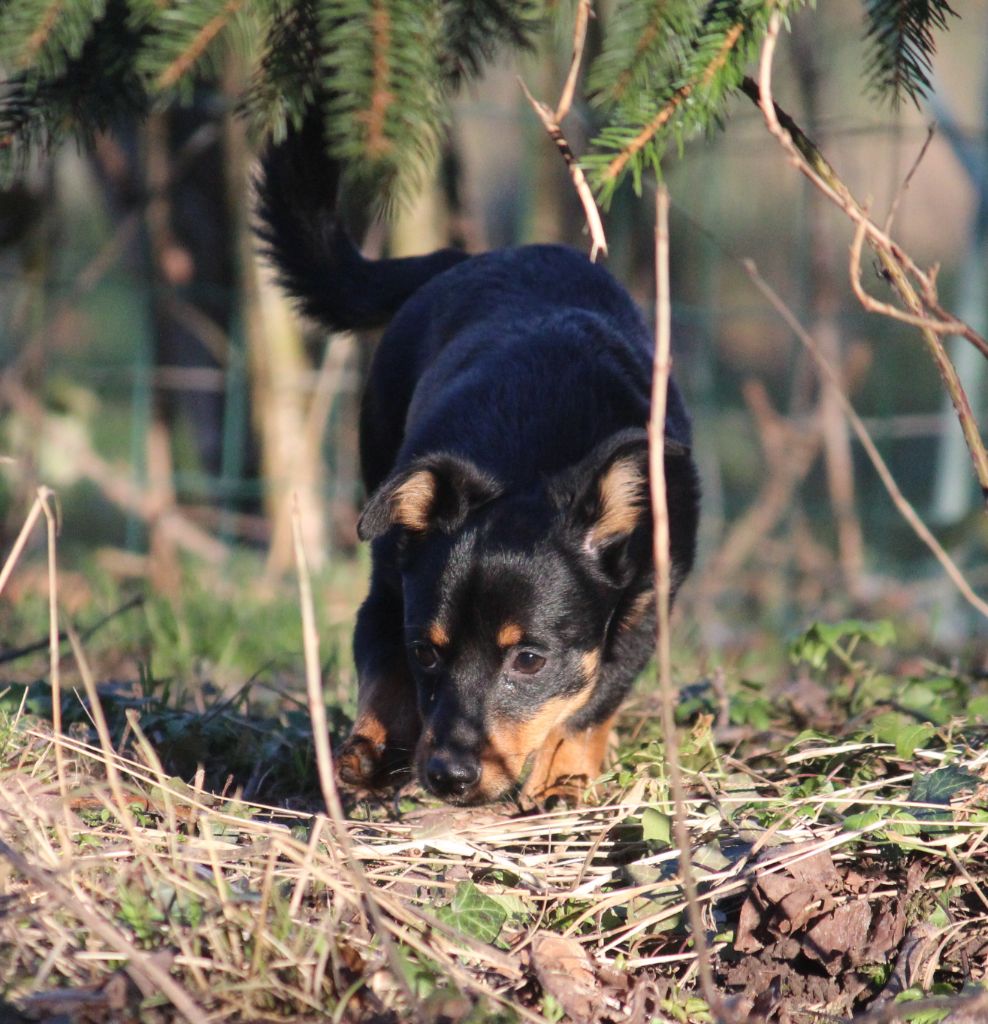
[744,258,988,621]
[555,0,591,123]
[884,124,936,235]
[739,73,988,364]
[290,498,422,1018]
[748,14,988,508]
[518,77,608,261]
[649,186,721,1014]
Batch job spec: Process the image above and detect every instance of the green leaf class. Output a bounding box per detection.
[894,723,936,760]
[909,766,982,818]
[436,881,507,946]
[641,807,671,845]
[843,808,884,831]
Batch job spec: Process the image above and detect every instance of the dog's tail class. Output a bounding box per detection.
[256,117,468,332]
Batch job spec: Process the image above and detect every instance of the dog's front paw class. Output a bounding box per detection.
[522,773,592,811]
[336,733,412,791]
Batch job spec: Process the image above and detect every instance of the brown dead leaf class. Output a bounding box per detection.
[866,899,907,961]
[531,932,600,1022]
[803,899,872,974]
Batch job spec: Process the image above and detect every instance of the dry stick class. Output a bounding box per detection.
[650,188,720,1013]
[518,79,608,263]
[1,594,144,666]
[744,259,988,621]
[0,491,45,598]
[555,0,592,123]
[39,488,75,842]
[883,124,936,236]
[289,499,421,1016]
[65,627,142,839]
[746,15,988,506]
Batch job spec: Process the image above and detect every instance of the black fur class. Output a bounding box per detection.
[257,125,700,805]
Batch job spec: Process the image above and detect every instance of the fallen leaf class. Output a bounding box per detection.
[531,932,599,1021]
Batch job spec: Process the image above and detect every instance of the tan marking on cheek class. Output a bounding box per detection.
[391,470,435,532]
[479,683,595,797]
[590,459,644,546]
[497,622,524,648]
[581,648,601,682]
[427,622,449,648]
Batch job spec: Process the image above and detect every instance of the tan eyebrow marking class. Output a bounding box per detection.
[497,622,524,648]
[427,623,450,647]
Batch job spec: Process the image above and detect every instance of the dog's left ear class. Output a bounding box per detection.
[358,453,502,540]
[561,428,699,582]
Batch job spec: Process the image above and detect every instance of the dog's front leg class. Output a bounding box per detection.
[522,713,618,805]
[337,573,420,791]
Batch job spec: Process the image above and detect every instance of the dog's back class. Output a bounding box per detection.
[257,127,691,492]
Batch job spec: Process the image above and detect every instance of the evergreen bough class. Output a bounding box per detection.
[0,0,960,204]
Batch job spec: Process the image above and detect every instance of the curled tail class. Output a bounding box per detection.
[255,117,468,332]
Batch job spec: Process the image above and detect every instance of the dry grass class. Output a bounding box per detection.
[1,493,987,1023]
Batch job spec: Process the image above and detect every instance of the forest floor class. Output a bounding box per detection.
[0,554,986,1024]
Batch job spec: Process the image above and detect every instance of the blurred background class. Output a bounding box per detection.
[1,0,986,670]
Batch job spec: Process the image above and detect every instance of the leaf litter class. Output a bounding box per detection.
[0,617,986,1022]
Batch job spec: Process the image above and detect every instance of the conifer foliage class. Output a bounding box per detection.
[0,0,961,201]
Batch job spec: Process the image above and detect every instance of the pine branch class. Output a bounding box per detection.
[583,0,788,203]
[438,0,544,86]
[242,0,322,139]
[0,0,107,81]
[136,0,260,100]
[862,0,957,108]
[0,0,147,181]
[319,0,445,210]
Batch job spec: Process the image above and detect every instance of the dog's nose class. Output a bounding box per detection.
[424,752,481,798]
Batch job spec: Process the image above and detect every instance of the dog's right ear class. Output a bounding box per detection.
[358,455,502,541]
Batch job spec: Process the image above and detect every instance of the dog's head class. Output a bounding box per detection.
[358,429,698,804]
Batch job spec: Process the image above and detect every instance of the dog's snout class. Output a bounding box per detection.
[424,752,481,798]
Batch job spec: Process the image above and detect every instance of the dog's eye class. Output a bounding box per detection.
[410,643,440,670]
[511,651,546,675]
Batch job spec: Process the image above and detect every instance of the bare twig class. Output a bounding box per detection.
[0,491,46,599]
[744,258,988,620]
[290,498,421,1016]
[39,488,71,831]
[650,186,721,1015]
[518,78,608,262]
[884,124,936,235]
[555,0,592,123]
[746,18,988,507]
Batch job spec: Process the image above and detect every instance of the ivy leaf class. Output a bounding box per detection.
[909,766,982,820]
[436,881,507,945]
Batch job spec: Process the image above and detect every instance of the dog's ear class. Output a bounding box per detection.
[358,454,502,541]
[561,428,699,584]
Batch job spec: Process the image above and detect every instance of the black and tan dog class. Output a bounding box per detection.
[258,124,699,805]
